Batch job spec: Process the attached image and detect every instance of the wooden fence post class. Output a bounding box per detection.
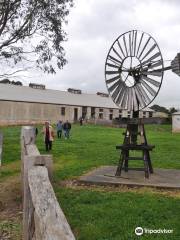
[21,126,36,190]
[22,155,35,240]
[21,126,75,240]
[28,166,76,240]
[22,155,53,240]
[0,133,3,166]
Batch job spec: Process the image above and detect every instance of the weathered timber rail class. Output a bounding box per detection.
[21,126,75,240]
[0,132,3,166]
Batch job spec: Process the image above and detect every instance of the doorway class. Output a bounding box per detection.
[74,108,78,121]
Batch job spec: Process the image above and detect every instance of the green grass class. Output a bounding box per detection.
[56,187,180,240]
[0,220,21,239]
[36,124,180,181]
[0,124,180,239]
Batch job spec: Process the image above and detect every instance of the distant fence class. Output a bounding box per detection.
[0,120,46,127]
[113,117,169,126]
[21,126,75,240]
[87,117,169,128]
[0,132,3,166]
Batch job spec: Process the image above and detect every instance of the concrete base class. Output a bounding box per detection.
[78,166,180,190]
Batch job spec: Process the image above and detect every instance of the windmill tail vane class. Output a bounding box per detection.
[171,53,180,76]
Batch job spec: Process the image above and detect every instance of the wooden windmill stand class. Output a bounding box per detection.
[115,112,154,178]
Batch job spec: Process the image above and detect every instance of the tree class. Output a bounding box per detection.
[150,104,169,114]
[169,107,178,115]
[0,0,73,78]
[0,78,23,85]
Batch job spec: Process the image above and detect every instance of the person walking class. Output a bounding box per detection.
[63,120,71,139]
[42,121,54,151]
[34,126,38,137]
[79,117,83,126]
[56,120,63,138]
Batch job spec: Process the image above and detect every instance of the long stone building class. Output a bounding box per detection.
[0,83,157,125]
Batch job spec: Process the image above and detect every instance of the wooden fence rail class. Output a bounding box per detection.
[0,132,3,166]
[21,126,75,240]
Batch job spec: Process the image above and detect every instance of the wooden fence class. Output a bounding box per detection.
[21,126,75,240]
[0,132,3,166]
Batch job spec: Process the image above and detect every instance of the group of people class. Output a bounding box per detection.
[56,120,72,139]
[42,120,71,151]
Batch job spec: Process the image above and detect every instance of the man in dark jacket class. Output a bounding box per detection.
[63,120,71,139]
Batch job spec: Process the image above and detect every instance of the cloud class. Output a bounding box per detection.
[14,0,180,108]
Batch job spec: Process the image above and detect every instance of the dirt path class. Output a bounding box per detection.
[59,179,180,198]
[0,176,22,240]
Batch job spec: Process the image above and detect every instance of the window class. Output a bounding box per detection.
[119,114,122,119]
[143,112,146,118]
[91,107,95,118]
[61,107,65,115]
[99,108,103,112]
[109,109,113,113]
[109,114,113,120]
[127,112,131,118]
[99,113,103,119]
[149,112,153,118]
[82,106,87,119]
[119,110,122,113]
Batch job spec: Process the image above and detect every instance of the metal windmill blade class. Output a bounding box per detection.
[105,30,164,111]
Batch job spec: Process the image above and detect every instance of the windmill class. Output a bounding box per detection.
[105,30,180,178]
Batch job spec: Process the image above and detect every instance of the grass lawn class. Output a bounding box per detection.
[0,124,180,239]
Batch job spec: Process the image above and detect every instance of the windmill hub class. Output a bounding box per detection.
[120,58,141,88]
[122,56,141,70]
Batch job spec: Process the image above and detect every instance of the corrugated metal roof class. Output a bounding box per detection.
[0,84,118,108]
[0,83,154,111]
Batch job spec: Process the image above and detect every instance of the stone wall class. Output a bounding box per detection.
[0,100,166,126]
[0,101,82,125]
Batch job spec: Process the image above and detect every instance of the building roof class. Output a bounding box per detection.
[0,83,118,109]
[0,83,154,111]
[172,111,180,115]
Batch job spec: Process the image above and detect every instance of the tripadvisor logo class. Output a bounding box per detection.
[135,227,143,236]
[135,226,173,236]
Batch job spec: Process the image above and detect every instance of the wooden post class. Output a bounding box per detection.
[21,126,36,145]
[21,126,36,190]
[21,126,36,157]
[22,155,53,240]
[22,155,35,240]
[21,126,53,240]
[0,132,3,166]
[28,166,76,240]
[21,126,75,240]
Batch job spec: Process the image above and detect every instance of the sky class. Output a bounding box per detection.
[23,0,180,108]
